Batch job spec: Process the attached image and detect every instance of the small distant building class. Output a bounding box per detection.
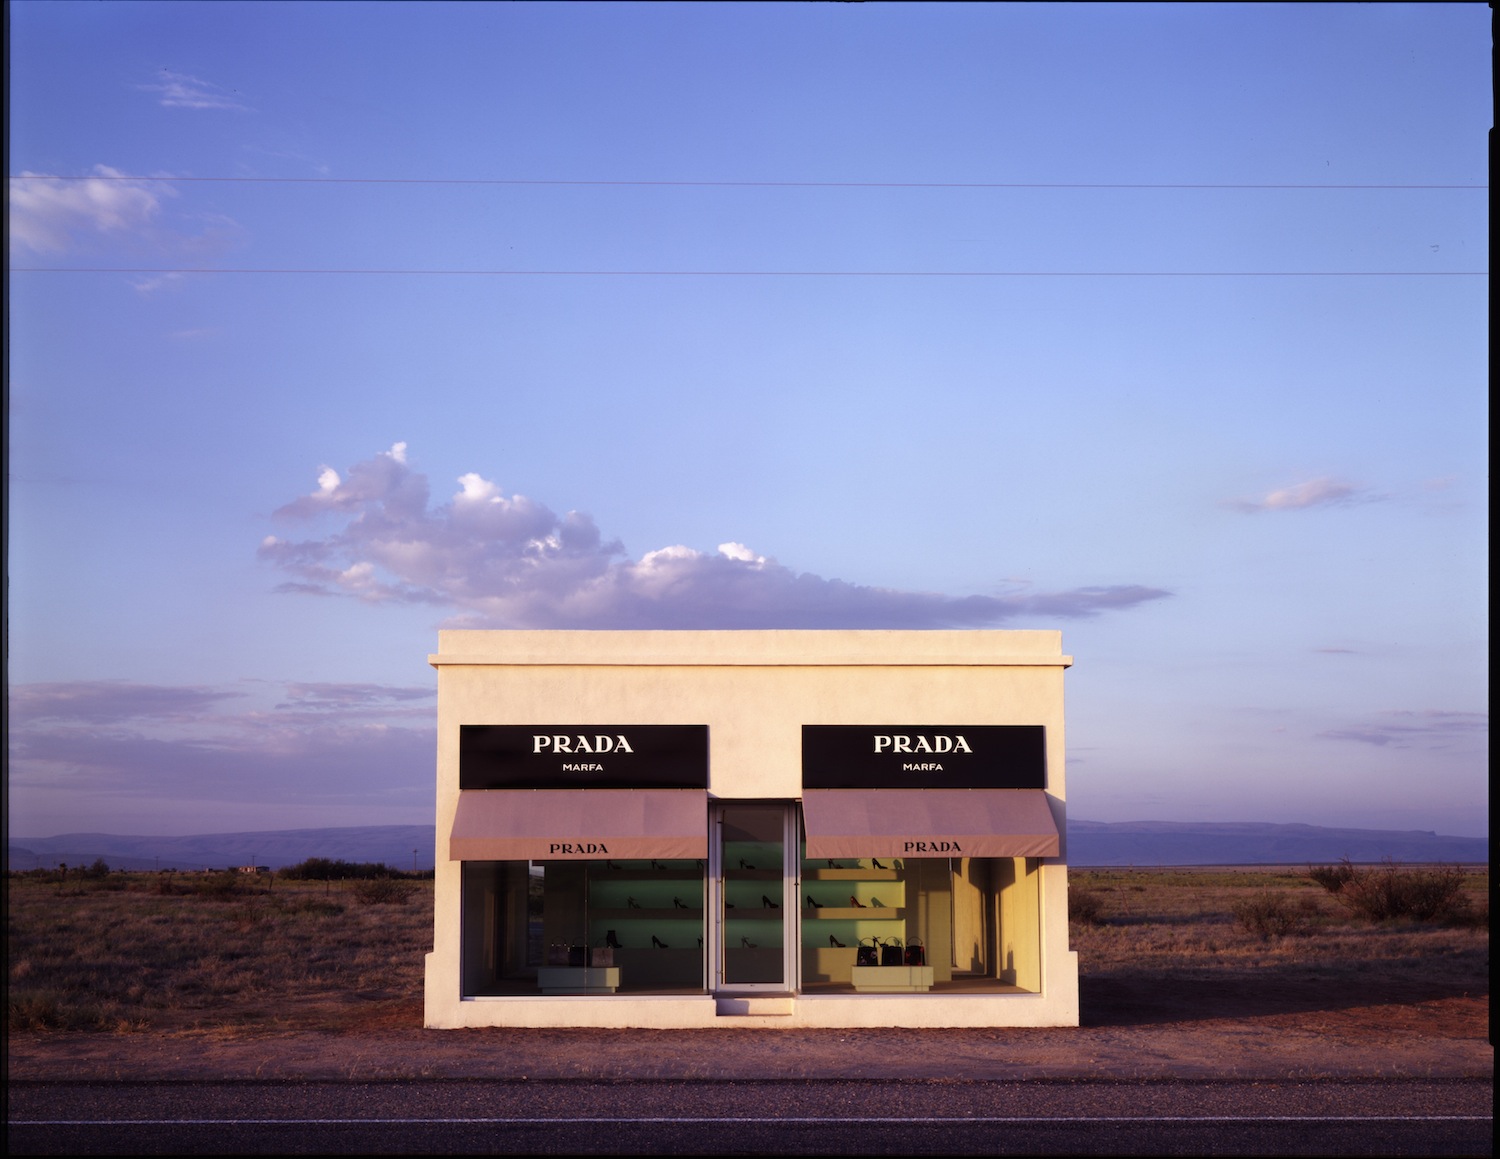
[238,865,270,875]
[425,630,1079,1029]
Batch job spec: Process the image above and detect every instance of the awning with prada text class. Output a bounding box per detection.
[801,789,1060,860]
[448,790,708,861]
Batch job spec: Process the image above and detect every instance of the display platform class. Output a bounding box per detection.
[849,964,935,992]
[536,966,622,994]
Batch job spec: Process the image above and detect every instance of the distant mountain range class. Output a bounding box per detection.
[1066,819,1487,866]
[6,826,435,873]
[6,819,1487,872]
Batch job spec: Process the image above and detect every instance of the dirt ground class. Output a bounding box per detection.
[9,978,1491,1083]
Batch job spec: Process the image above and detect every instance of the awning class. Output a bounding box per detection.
[801,789,1060,859]
[448,789,708,862]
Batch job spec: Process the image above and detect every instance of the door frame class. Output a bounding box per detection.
[709,800,801,993]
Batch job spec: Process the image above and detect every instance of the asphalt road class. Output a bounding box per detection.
[9,1077,1493,1156]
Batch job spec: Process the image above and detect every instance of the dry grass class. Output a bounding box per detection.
[7,866,1488,1035]
[6,873,431,1033]
[1070,866,1488,963]
[1067,866,1489,1028]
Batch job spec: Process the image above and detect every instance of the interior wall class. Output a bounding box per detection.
[996,858,1017,985]
[460,862,501,994]
[540,861,588,960]
[998,858,1041,992]
[951,857,987,976]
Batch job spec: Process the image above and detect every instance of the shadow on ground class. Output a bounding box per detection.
[1080,949,1490,1028]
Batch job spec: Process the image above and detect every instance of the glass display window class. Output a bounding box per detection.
[462,859,707,996]
[457,817,1041,999]
[799,853,1041,993]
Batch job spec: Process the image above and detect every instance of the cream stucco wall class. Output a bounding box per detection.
[424,630,1079,1029]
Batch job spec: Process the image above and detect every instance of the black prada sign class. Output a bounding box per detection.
[460,725,709,789]
[802,725,1046,789]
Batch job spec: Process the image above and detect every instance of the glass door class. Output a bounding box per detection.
[714,802,796,991]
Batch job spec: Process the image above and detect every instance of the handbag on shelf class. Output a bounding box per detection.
[567,945,587,968]
[590,945,615,968]
[546,944,570,966]
[856,937,880,967]
[880,937,904,966]
[904,937,925,966]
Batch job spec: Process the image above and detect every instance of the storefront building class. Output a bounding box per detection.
[424,630,1079,1028]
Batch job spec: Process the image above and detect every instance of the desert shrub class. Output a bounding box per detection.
[186,872,248,899]
[279,857,401,881]
[8,989,114,1031]
[1332,862,1475,925]
[271,893,347,916]
[1308,861,1356,893]
[9,990,67,1030]
[351,878,417,905]
[1069,887,1106,925]
[1231,891,1320,939]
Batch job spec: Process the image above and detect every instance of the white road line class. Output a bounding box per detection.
[11,1115,1493,1126]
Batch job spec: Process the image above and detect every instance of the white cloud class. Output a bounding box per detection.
[6,679,436,823]
[278,682,435,710]
[8,166,170,254]
[718,542,766,565]
[1320,709,1488,749]
[8,681,244,723]
[9,167,246,263]
[132,271,189,295]
[456,472,499,503]
[138,69,251,111]
[10,716,433,824]
[1224,476,1376,514]
[260,446,1172,629]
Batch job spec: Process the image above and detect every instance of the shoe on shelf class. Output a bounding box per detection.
[762,894,780,908]
[673,896,688,909]
[739,858,756,870]
[872,858,887,869]
[740,936,757,948]
[806,895,823,908]
[627,896,642,909]
[870,897,886,908]
[849,895,866,908]
[605,929,622,949]
[651,935,670,949]
[829,934,845,947]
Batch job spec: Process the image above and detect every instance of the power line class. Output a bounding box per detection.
[10,267,1486,277]
[6,174,1487,190]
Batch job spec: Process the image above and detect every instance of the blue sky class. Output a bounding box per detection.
[7,2,1488,839]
